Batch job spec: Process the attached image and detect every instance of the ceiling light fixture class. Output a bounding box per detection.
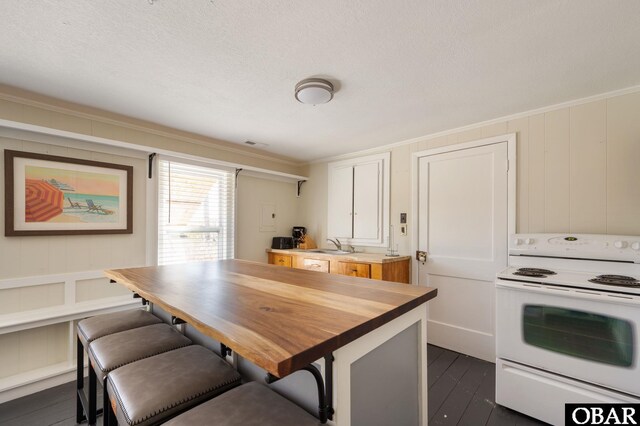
[295,78,334,105]
[244,140,269,147]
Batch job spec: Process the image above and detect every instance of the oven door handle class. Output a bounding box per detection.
[496,280,640,306]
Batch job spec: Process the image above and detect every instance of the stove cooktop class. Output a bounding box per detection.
[512,268,557,277]
[588,274,640,287]
[497,266,640,295]
[501,234,640,295]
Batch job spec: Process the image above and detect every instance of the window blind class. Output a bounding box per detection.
[157,159,235,265]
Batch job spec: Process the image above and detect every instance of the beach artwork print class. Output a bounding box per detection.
[25,165,120,223]
[5,151,133,236]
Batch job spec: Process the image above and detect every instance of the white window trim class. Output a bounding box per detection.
[148,156,239,266]
[155,156,236,265]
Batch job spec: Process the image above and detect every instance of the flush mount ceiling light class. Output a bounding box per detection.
[244,140,269,148]
[295,78,334,105]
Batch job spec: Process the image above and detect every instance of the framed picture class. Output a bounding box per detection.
[4,150,133,236]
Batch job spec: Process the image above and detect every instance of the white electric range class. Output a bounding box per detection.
[495,234,640,425]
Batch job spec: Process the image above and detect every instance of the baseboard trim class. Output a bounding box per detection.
[427,320,495,362]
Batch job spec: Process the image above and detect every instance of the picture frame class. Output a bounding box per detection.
[4,150,133,236]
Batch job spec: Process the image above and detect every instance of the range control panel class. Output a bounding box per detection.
[509,234,640,263]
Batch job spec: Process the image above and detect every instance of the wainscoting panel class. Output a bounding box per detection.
[0,270,140,403]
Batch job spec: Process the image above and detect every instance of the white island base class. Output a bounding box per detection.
[152,303,429,426]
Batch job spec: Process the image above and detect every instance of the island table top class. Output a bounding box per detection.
[104,259,437,377]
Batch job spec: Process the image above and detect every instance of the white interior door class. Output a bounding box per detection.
[417,141,509,362]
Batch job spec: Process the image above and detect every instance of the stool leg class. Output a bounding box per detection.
[88,366,97,425]
[76,336,86,423]
[103,376,111,426]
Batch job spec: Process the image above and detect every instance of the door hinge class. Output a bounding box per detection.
[506,160,510,172]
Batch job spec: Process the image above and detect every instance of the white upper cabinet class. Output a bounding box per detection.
[353,161,380,240]
[328,164,354,238]
[327,152,390,247]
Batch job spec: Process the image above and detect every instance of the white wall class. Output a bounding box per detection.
[235,174,301,263]
[297,163,328,250]
[299,91,640,255]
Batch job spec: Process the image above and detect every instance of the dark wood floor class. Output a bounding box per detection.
[0,345,545,426]
[427,345,545,425]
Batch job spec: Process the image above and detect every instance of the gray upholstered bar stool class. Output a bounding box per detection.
[164,382,320,426]
[88,323,192,425]
[106,345,242,426]
[76,309,162,424]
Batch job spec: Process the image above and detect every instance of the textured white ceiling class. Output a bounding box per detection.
[1,1,639,161]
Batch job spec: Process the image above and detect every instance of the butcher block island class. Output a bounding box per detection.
[105,260,436,426]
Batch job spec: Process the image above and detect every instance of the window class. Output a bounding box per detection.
[157,159,235,265]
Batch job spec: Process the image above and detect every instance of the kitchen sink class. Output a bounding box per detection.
[307,249,352,255]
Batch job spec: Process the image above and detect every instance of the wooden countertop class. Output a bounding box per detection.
[267,248,412,264]
[105,259,436,378]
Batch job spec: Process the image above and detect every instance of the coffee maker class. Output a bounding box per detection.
[292,226,306,247]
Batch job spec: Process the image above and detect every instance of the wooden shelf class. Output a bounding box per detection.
[0,362,73,392]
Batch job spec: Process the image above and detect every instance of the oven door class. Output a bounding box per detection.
[496,280,640,396]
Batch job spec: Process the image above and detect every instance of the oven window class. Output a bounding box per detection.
[523,305,634,367]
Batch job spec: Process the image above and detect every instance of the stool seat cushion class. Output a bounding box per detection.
[77,309,161,347]
[164,382,319,426]
[88,323,191,377]
[107,345,241,426]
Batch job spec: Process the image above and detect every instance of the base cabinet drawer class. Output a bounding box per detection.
[267,251,410,283]
[268,253,292,268]
[301,258,330,273]
[336,262,371,278]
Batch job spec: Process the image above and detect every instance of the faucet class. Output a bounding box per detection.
[327,238,342,250]
[327,238,356,253]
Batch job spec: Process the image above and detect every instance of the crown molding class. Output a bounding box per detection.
[308,84,640,164]
[0,85,302,168]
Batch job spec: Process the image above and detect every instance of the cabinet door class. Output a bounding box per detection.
[353,162,381,240]
[327,152,389,247]
[337,262,371,278]
[269,253,292,268]
[327,164,354,239]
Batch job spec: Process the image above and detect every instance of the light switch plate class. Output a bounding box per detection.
[400,225,407,236]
